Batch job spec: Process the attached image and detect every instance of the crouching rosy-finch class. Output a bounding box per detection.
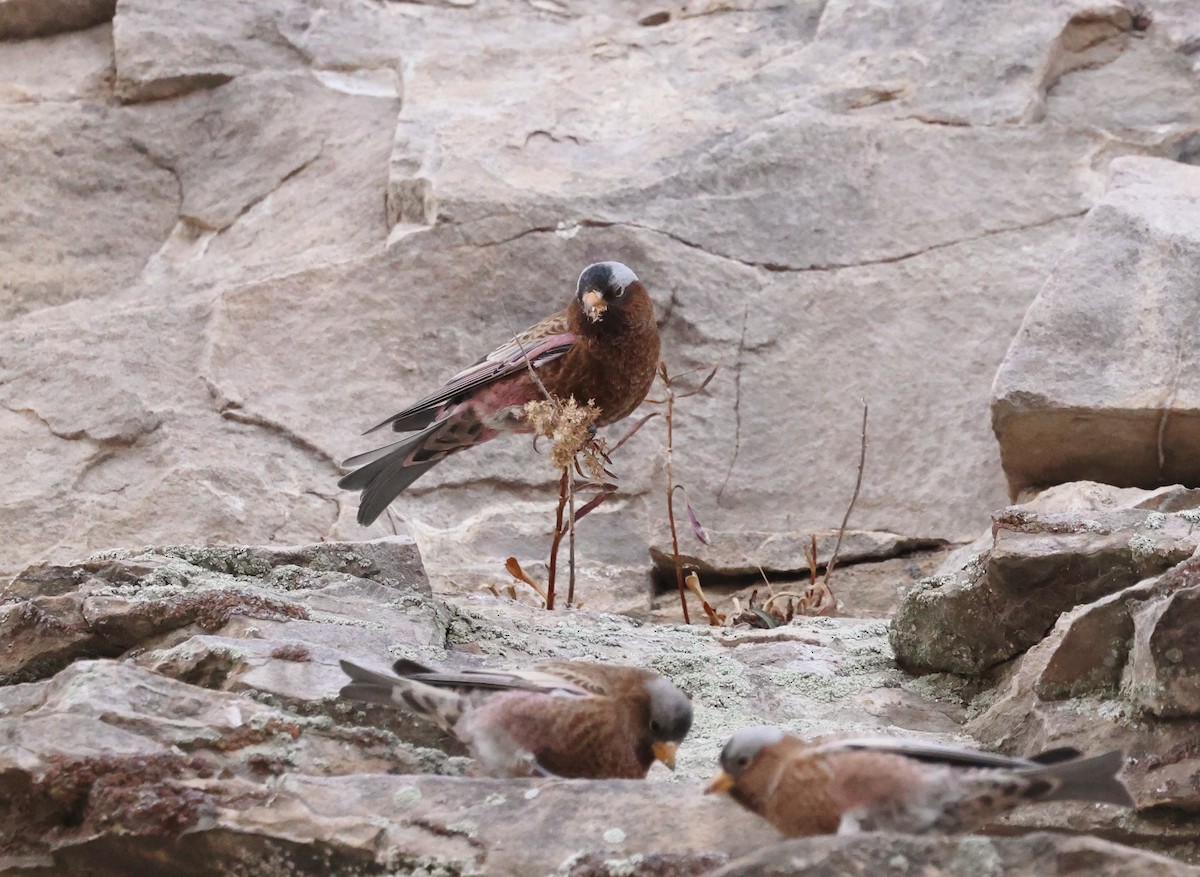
[339,656,692,778]
[707,727,1133,836]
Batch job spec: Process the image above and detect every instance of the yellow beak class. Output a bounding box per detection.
[706,771,735,794]
[581,289,607,322]
[651,741,678,770]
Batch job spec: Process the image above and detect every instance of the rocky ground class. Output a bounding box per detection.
[4,0,1200,874]
[2,525,1199,875]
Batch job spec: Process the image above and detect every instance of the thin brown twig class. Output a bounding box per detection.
[762,591,809,612]
[500,304,557,409]
[824,401,869,587]
[661,363,692,624]
[567,462,577,606]
[546,469,568,610]
[673,362,721,399]
[608,412,659,454]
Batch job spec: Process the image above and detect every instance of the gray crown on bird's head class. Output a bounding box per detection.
[576,261,638,302]
[645,675,693,742]
[720,726,787,775]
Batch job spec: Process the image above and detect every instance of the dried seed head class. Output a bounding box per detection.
[524,396,603,470]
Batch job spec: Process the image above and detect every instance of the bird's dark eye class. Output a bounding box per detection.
[649,719,661,734]
[612,285,626,298]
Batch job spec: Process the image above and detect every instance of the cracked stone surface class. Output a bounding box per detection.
[709,833,1200,877]
[886,482,1200,857]
[7,1,1200,874]
[0,537,969,875]
[891,482,1200,676]
[3,536,1198,873]
[4,0,1200,602]
[993,156,1200,498]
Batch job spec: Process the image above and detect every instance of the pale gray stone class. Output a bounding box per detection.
[712,833,1200,877]
[993,157,1200,498]
[0,0,113,40]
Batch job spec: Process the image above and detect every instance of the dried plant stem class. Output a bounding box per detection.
[546,468,569,610]
[567,463,577,606]
[662,368,692,624]
[824,401,869,587]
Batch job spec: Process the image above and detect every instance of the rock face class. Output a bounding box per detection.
[0,537,983,875]
[3,533,1200,872]
[7,1,1200,872]
[890,484,1200,676]
[891,482,1200,855]
[993,157,1200,499]
[3,0,1200,605]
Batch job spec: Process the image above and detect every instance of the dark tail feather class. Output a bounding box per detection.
[337,437,442,525]
[364,408,439,436]
[1028,750,1134,807]
[390,659,546,693]
[1029,746,1083,766]
[339,659,407,706]
[392,658,436,677]
[338,659,463,731]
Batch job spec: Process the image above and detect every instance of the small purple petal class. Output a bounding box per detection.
[686,500,711,545]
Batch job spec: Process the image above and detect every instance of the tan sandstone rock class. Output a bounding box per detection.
[993,157,1200,499]
[3,0,1200,596]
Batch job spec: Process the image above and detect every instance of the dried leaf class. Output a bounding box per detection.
[504,556,548,604]
[574,488,615,522]
[751,608,779,628]
[684,571,724,626]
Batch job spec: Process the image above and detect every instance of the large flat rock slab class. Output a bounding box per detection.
[3,0,1200,586]
[711,833,1200,877]
[993,157,1200,498]
[0,0,113,40]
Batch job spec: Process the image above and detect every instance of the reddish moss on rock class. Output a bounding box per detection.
[2,752,218,855]
[269,643,312,662]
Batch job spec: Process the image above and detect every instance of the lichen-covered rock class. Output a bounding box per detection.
[710,833,1200,877]
[890,483,1200,675]
[962,556,1200,838]
[0,539,975,875]
[0,537,432,687]
[1124,558,1200,718]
